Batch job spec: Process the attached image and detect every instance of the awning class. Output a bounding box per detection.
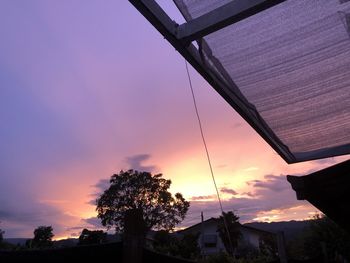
[287,159,350,231]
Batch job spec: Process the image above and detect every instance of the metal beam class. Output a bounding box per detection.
[128,0,295,163]
[176,0,286,43]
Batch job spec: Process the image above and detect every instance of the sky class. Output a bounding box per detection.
[0,0,348,240]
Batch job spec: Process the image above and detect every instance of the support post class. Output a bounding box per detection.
[320,242,329,263]
[123,209,146,263]
[277,231,287,263]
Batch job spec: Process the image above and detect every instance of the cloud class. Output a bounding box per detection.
[88,178,110,206]
[231,122,243,129]
[180,173,315,227]
[82,217,104,229]
[241,192,254,197]
[215,164,227,169]
[190,195,217,201]
[93,179,110,193]
[88,154,158,206]
[246,174,289,192]
[220,187,238,196]
[89,178,110,203]
[0,198,80,238]
[125,154,156,172]
[66,226,84,231]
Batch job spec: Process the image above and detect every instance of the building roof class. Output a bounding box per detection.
[129,0,350,163]
[179,217,274,236]
[178,218,217,234]
[287,159,350,232]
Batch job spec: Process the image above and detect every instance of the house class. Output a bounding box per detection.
[176,217,275,256]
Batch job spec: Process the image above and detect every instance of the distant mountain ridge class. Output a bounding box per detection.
[4,234,119,248]
[4,221,311,247]
[3,238,28,246]
[244,220,312,241]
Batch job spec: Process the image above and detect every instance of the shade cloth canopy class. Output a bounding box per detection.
[129,0,350,163]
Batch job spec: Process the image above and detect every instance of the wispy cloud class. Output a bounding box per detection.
[190,195,217,201]
[243,167,259,172]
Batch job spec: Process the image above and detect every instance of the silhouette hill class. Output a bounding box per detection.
[244,220,312,241]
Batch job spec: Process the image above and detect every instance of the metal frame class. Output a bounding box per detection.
[128,0,350,163]
[176,0,286,43]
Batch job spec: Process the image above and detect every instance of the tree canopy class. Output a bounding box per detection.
[288,214,350,261]
[31,226,54,248]
[96,170,190,232]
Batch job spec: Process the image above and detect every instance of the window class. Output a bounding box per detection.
[202,234,217,248]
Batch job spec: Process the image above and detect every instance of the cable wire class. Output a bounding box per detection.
[184,61,235,255]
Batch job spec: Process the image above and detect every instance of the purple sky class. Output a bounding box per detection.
[0,1,348,239]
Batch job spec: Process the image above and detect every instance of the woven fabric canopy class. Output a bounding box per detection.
[130,0,350,163]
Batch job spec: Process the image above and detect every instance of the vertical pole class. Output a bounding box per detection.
[200,211,204,255]
[277,231,287,263]
[320,242,329,263]
[123,209,146,263]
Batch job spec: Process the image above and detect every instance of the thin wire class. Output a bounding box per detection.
[184,61,235,256]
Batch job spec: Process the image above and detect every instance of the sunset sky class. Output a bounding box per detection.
[0,0,348,240]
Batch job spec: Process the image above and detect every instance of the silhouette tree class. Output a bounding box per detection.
[31,226,54,248]
[78,229,107,245]
[153,230,200,260]
[289,214,350,261]
[217,211,242,256]
[96,170,190,232]
[259,232,278,258]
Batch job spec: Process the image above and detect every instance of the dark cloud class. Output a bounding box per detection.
[125,154,156,172]
[89,178,110,206]
[88,155,157,207]
[66,226,84,231]
[0,197,78,238]
[89,154,157,204]
[94,179,110,193]
[246,174,289,192]
[220,187,238,195]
